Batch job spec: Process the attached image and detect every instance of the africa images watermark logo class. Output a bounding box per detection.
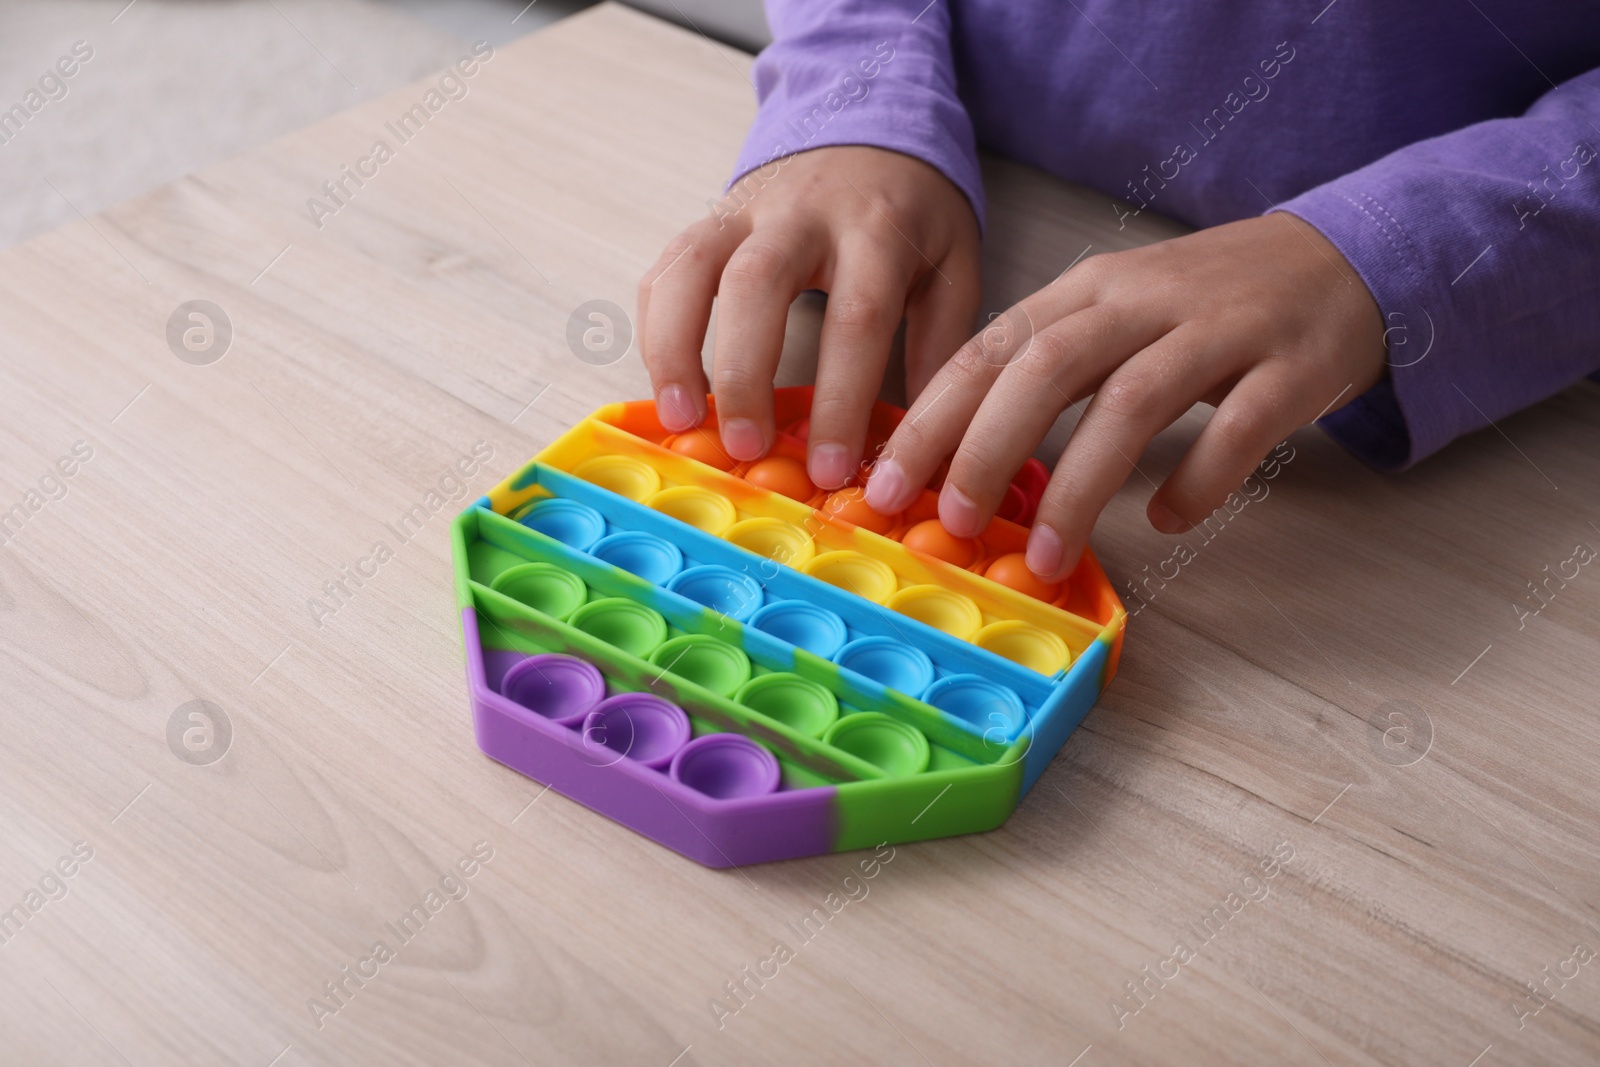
[0,439,94,549]
[1366,699,1431,767]
[306,441,496,629]
[0,40,95,147]
[166,700,232,766]
[303,43,495,230]
[566,299,632,366]
[306,841,496,1029]
[166,300,232,365]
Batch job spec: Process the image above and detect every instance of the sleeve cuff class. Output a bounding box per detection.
[1315,377,1412,471]
[1275,186,1459,471]
[729,27,985,230]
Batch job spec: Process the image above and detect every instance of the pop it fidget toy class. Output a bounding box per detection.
[452,388,1126,866]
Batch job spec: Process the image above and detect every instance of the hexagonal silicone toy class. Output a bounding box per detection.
[452,388,1125,866]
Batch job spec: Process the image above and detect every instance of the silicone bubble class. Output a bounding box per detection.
[592,531,683,586]
[573,455,661,502]
[974,620,1071,675]
[887,585,984,641]
[569,597,669,658]
[823,713,931,777]
[984,552,1063,602]
[518,498,606,552]
[819,487,898,534]
[489,563,587,621]
[924,674,1027,735]
[670,734,782,799]
[667,565,764,622]
[735,673,839,738]
[802,551,897,604]
[726,518,815,569]
[900,519,981,568]
[650,634,751,697]
[745,455,815,502]
[749,600,849,658]
[581,693,691,769]
[648,485,738,536]
[668,428,738,470]
[834,636,936,695]
[499,653,605,726]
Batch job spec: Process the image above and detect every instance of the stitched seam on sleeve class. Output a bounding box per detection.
[1332,191,1426,293]
[1357,193,1428,289]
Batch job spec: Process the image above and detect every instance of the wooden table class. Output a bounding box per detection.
[2,5,1597,1064]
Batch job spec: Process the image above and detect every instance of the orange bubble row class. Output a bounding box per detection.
[656,427,1066,606]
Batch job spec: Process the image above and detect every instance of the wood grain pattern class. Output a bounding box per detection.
[0,5,1596,1064]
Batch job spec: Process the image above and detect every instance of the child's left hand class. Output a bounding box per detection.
[863,213,1388,581]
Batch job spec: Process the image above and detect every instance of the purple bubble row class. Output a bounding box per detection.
[500,653,781,798]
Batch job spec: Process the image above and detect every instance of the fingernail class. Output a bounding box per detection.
[721,417,765,461]
[657,384,698,432]
[1026,523,1064,579]
[810,441,853,490]
[864,458,905,513]
[1148,502,1188,535]
[939,484,981,537]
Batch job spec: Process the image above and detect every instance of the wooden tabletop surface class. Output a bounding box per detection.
[2,5,1597,1064]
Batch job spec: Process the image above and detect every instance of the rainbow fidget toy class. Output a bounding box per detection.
[451,388,1126,866]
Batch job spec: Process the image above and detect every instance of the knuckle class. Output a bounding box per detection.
[980,303,1032,345]
[641,339,695,377]
[722,241,791,291]
[1070,252,1119,291]
[1012,329,1072,380]
[947,443,1007,493]
[1095,371,1161,424]
[949,334,1008,378]
[685,213,729,237]
[661,231,700,262]
[806,401,868,450]
[1031,493,1074,534]
[851,192,910,232]
[1034,480,1086,531]
[1209,405,1271,451]
[881,417,929,467]
[712,360,769,399]
[646,233,707,286]
[862,214,915,251]
[826,292,896,336]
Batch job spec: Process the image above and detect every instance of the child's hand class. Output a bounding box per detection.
[864,214,1388,581]
[638,145,981,489]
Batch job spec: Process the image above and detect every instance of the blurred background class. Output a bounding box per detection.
[0,0,769,248]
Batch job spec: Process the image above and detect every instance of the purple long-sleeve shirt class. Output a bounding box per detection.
[730,1,1600,470]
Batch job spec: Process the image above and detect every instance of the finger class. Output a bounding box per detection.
[1026,326,1240,581]
[903,253,982,402]
[639,216,747,431]
[807,241,917,489]
[864,254,1123,516]
[711,223,827,461]
[939,304,1165,536]
[1146,364,1313,532]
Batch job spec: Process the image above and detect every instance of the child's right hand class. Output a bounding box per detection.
[637,145,981,490]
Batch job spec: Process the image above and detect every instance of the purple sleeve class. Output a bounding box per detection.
[729,0,985,228]
[1279,69,1600,470]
